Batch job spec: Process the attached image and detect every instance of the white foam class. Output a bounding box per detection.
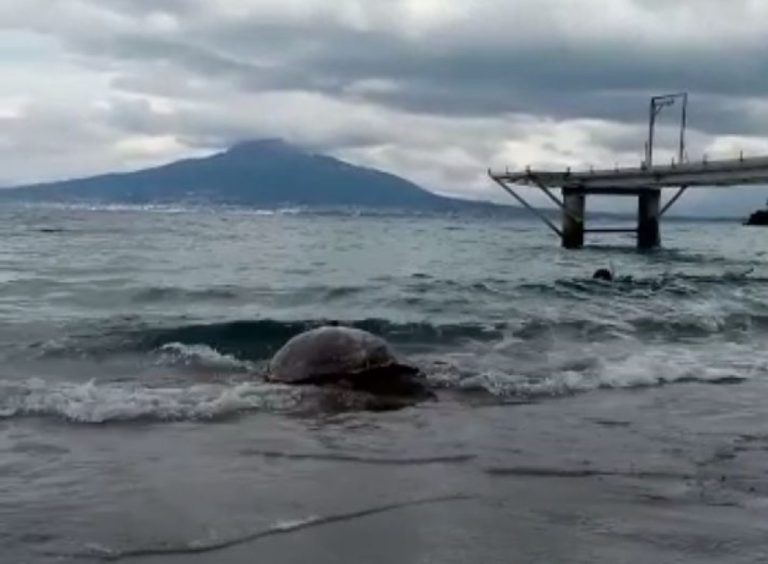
[251,208,303,216]
[429,343,765,399]
[19,202,199,214]
[272,517,317,531]
[0,378,302,423]
[157,342,253,371]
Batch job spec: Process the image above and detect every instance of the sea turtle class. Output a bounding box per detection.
[266,326,433,404]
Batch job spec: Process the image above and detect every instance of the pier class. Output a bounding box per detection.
[488,94,768,249]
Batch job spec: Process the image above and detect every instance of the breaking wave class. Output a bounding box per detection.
[155,342,254,371]
[430,346,761,399]
[445,368,750,400]
[3,338,761,423]
[29,305,768,371]
[0,378,302,423]
[113,319,507,360]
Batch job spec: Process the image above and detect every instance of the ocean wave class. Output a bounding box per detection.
[520,270,768,300]
[29,307,768,367]
[452,368,749,399]
[26,318,507,364]
[427,346,762,399]
[508,309,768,343]
[132,286,239,303]
[0,378,302,423]
[127,283,372,306]
[130,318,507,359]
[2,339,762,423]
[156,342,254,371]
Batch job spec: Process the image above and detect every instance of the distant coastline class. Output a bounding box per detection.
[0,140,496,214]
[0,139,751,222]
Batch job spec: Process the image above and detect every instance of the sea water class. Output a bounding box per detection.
[1,204,767,563]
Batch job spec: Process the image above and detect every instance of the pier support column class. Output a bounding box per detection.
[562,190,585,249]
[637,190,661,250]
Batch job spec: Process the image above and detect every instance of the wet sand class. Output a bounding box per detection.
[4,379,768,563]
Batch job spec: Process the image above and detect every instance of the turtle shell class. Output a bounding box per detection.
[267,326,415,384]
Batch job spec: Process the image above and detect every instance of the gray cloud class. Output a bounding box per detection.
[57,10,768,129]
[2,0,768,213]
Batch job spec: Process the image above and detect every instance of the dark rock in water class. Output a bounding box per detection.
[266,326,433,406]
[744,208,768,226]
[592,268,613,281]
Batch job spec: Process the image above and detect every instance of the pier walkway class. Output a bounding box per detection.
[489,94,768,249]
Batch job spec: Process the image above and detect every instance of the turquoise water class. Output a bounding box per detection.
[1,204,767,562]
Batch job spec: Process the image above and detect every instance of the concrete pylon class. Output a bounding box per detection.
[562,191,585,249]
[637,190,661,249]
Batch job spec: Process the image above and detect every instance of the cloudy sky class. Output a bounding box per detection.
[3,0,768,214]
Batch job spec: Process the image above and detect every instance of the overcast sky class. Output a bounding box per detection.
[3,0,768,214]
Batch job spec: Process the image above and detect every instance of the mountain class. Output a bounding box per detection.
[0,140,504,212]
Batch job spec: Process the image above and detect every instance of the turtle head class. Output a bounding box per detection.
[343,364,435,401]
